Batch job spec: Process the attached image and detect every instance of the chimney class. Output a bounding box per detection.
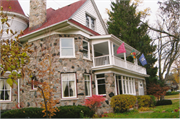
[29,0,46,30]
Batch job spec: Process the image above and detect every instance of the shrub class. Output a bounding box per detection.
[52,105,94,118]
[83,95,105,112]
[110,94,136,113]
[137,95,155,108]
[156,100,172,106]
[166,91,179,95]
[1,107,44,118]
[149,95,156,107]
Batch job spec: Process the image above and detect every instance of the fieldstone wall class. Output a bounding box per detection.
[20,34,93,108]
[29,0,46,30]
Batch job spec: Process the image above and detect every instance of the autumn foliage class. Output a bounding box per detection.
[147,83,169,100]
[84,95,105,112]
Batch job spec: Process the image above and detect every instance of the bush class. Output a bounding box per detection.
[110,94,136,113]
[137,95,156,108]
[166,91,179,95]
[52,105,94,118]
[149,95,156,107]
[156,100,172,106]
[1,107,44,118]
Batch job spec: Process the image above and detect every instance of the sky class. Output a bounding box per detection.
[19,0,160,26]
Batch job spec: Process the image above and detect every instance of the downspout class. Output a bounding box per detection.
[18,79,20,108]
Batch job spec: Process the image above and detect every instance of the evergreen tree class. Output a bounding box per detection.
[107,0,158,87]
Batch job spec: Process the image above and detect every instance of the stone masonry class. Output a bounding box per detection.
[29,0,46,30]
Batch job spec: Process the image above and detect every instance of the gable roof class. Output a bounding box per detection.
[22,0,92,36]
[0,0,25,16]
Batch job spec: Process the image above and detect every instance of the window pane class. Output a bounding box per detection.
[61,48,73,56]
[96,74,105,78]
[83,50,88,58]
[123,80,126,94]
[98,79,105,84]
[62,74,68,81]
[85,81,90,96]
[63,81,68,97]
[83,41,88,50]
[84,75,90,81]
[69,81,75,96]
[61,39,73,47]
[98,85,106,94]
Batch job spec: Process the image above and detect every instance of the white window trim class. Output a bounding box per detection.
[60,38,76,58]
[84,74,92,97]
[95,74,106,96]
[116,75,136,95]
[85,13,96,31]
[0,79,12,102]
[83,40,90,60]
[61,73,77,99]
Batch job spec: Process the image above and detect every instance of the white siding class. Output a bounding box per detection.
[70,0,106,35]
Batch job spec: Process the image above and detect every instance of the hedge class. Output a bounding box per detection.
[137,95,156,108]
[156,100,172,106]
[166,91,179,95]
[1,105,94,118]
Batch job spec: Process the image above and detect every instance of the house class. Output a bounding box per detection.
[0,0,149,114]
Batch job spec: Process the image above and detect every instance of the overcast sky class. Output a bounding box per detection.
[19,0,160,25]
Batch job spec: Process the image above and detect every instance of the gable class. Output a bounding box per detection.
[70,0,108,35]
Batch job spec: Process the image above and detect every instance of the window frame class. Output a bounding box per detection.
[61,73,77,99]
[84,74,92,97]
[83,40,90,60]
[95,74,106,96]
[60,38,75,58]
[85,14,96,30]
[0,79,12,102]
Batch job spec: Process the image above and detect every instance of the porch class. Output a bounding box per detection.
[91,35,147,75]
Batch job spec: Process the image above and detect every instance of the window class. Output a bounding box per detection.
[61,73,76,98]
[60,38,75,58]
[84,74,92,96]
[96,74,106,95]
[86,14,95,30]
[116,75,136,95]
[83,41,89,59]
[0,79,11,101]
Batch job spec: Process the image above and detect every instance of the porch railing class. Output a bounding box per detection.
[94,55,110,66]
[94,55,147,74]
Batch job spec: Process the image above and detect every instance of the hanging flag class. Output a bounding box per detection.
[139,53,147,66]
[131,49,136,59]
[117,43,126,54]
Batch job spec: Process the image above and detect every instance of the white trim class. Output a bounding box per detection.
[108,40,112,65]
[18,79,20,108]
[60,38,76,58]
[61,73,77,99]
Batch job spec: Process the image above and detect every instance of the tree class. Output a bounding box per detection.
[147,0,180,81]
[171,59,180,84]
[0,6,32,87]
[107,0,158,84]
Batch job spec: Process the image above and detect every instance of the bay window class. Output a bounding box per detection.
[96,74,106,95]
[84,74,92,96]
[61,73,76,98]
[83,41,90,59]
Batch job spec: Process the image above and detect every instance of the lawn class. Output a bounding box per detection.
[102,99,180,118]
[164,94,180,99]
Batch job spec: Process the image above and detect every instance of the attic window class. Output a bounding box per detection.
[86,14,95,30]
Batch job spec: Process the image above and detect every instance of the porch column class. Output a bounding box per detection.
[124,53,127,68]
[111,42,115,65]
[92,44,95,67]
[108,40,112,65]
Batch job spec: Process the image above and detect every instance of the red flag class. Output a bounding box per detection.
[117,43,126,54]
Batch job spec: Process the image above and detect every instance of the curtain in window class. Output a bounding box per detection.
[5,80,10,100]
[84,75,90,96]
[62,74,68,97]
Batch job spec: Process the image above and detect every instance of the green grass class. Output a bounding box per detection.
[165,94,180,99]
[102,99,180,118]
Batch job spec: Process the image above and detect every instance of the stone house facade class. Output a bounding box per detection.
[0,0,148,114]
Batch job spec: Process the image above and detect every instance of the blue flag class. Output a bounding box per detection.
[139,54,147,66]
